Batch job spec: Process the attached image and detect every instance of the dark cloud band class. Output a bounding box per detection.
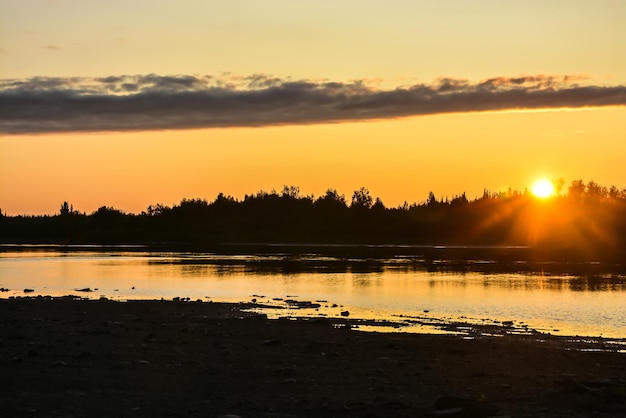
[1,74,624,134]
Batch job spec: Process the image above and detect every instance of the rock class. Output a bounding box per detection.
[285,300,321,309]
[75,288,92,292]
[23,289,34,293]
[340,310,350,317]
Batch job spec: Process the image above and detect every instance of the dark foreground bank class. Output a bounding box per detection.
[1,298,624,417]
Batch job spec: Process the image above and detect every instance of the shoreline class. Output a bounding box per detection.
[2,297,625,417]
[5,292,626,343]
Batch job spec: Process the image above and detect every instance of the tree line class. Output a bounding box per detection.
[2,180,626,260]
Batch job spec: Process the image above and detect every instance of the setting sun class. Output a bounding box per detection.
[531,179,556,198]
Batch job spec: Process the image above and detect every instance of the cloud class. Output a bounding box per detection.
[1,73,624,134]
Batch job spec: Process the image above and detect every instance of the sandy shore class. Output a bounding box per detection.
[1,297,624,417]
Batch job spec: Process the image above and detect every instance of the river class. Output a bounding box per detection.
[1,244,624,339]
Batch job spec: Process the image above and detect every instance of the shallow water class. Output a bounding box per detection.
[1,245,624,338]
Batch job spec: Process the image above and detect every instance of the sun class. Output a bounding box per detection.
[531,179,555,198]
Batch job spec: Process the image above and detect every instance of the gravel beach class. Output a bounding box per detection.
[1,297,624,417]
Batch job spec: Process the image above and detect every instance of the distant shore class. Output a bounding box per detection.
[3,186,626,264]
[1,297,624,417]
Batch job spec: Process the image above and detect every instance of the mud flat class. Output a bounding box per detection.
[1,297,624,417]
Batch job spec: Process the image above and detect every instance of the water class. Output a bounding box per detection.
[0,245,624,339]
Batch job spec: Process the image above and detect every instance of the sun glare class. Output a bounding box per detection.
[531,179,555,198]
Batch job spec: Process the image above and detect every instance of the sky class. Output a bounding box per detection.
[1,0,625,215]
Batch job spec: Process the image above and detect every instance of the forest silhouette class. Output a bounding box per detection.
[2,180,626,262]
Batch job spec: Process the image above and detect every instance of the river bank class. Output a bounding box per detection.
[1,297,625,417]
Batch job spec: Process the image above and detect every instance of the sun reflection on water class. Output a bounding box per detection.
[0,246,624,339]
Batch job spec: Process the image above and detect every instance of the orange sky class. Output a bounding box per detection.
[3,107,624,215]
[1,1,625,215]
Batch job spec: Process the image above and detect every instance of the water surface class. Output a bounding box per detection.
[1,245,624,338]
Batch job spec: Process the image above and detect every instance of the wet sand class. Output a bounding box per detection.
[1,297,624,417]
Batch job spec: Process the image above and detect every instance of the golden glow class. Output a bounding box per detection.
[2,107,625,216]
[531,179,555,199]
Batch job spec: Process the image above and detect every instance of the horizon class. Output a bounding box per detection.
[1,1,625,216]
[2,177,621,217]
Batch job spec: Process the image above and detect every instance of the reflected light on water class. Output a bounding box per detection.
[0,248,624,339]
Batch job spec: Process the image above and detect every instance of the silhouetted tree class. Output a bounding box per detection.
[552,177,565,196]
[59,201,74,216]
[427,191,438,206]
[351,187,373,209]
[92,206,125,217]
[281,185,300,199]
[450,193,468,207]
[397,201,411,210]
[586,180,607,201]
[372,197,385,210]
[315,189,346,206]
[568,180,586,204]
[144,203,169,216]
[608,185,620,201]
